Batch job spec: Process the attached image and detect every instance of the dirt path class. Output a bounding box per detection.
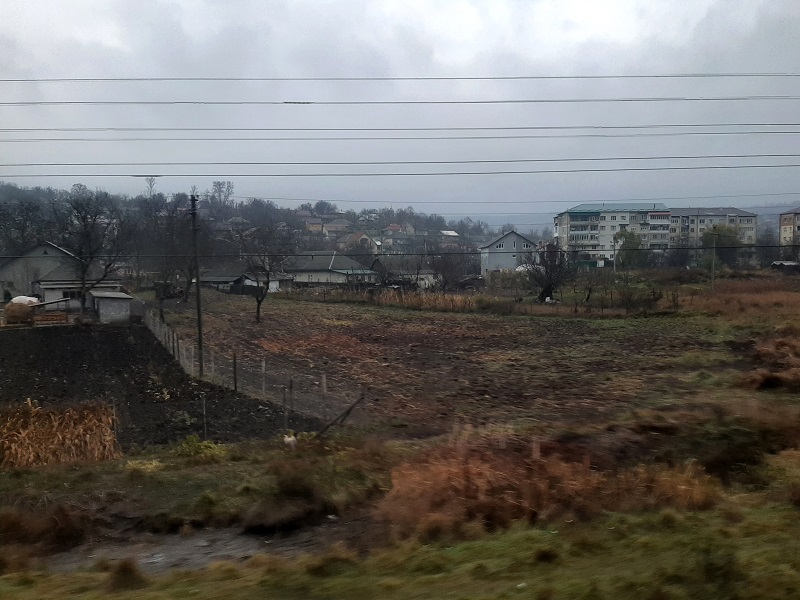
[45,513,379,573]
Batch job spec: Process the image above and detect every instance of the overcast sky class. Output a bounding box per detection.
[2,0,800,228]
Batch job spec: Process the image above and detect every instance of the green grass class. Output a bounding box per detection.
[0,435,403,531]
[4,505,800,599]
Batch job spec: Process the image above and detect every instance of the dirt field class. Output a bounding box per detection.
[0,325,320,448]
[162,291,749,434]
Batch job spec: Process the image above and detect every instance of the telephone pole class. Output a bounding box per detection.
[190,194,204,377]
[710,226,717,293]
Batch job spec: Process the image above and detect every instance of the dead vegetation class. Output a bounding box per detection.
[377,430,719,542]
[0,400,120,469]
[740,337,800,391]
[0,504,88,550]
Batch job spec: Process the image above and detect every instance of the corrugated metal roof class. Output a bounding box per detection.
[89,291,133,299]
[566,202,670,213]
[669,207,757,217]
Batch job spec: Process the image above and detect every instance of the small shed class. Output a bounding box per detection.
[89,291,133,324]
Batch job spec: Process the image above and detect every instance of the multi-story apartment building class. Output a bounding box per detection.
[669,208,757,247]
[553,203,670,261]
[779,207,800,248]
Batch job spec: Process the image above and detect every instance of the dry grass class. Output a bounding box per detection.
[0,400,120,469]
[105,558,148,592]
[740,337,800,390]
[681,282,800,324]
[0,504,87,549]
[377,435,719,541]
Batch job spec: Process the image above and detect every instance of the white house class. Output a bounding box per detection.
[479,231,537,276]
[285,251,379,286]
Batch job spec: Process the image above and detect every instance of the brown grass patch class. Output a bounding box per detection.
[0,400,120,469]
[740,337,800,390]
[0,504,87,549]
[106,558,148,592]
[377,439,719,541]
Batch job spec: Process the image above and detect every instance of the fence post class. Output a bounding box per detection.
[190,345,195,377]
[176,336,181,366]
[283,386,288,431]
[321,372,327,419]
[233,352,238,392]
[261,358,266,398]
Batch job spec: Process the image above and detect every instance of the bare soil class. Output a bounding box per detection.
[0,324,320,449]
[164,292,744,433]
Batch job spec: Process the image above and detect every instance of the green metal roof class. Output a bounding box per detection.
[566,202,670,213]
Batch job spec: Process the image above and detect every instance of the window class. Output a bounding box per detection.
[630,215,638,221]
[620,215,627,221]
[522,242,531,249]
[62,291,83,300]
[599,226,606,231]
[699,219,705,224]
[690,228,695,233]
[496,242,504,249]
[600,216,606,221]
[611,225,617,231]
[611,216,617,221]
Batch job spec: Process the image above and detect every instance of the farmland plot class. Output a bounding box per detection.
[162,291,746,432]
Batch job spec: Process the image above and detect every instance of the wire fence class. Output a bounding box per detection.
[141,309,366,424]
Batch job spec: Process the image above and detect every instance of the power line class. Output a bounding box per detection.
[0,245,791,262]
[3,123,799,132]
[6,130,800,143]
[226,192,800,205]
[4,95,800,106]
[5,163,800,177]
[6,154,800,168]
[4,73,800,83]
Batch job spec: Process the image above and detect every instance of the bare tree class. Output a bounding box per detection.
[51,184,128,315]
[207,181,235,220]
[239,225,295,322]
[522,244,574,302]
[145,176,157,199]
[429,243,469,291]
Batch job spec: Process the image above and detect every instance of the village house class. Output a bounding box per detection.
[284,251,379,286]
[0,242,123,310]
[322,218,353,239]
[479,231,537,276]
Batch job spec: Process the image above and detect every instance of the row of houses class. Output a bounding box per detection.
[553,203,759,261]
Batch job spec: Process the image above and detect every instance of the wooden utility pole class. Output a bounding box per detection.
[190,194,204,377]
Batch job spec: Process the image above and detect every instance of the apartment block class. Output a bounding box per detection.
[779,207,800,247]
[553,203,670,261]
[669,208,757,247]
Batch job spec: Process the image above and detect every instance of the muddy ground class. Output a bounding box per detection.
[0,325,320,449]
[164,291,747,433]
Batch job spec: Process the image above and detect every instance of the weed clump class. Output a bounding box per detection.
[173,434,227,463]
[106,558,148,592]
